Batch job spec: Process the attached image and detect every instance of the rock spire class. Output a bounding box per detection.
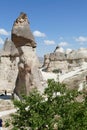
[11,12,44,98]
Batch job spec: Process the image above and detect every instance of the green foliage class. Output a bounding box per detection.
[11,79,87,130]
[5,119,10,127]
[52,69,62,73]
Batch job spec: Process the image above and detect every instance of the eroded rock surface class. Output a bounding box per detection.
[43,46,87,73]
[0,38,19,93]
[12,13,44,97]
[12,12,36,48]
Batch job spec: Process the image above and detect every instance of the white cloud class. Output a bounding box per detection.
[75,36,87,43]
[33,30,46,37]
[44,40,55,45]
[0,28,10,36]
[0,37,4,44]
[58,42,69,47]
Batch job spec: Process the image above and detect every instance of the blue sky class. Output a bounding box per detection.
[0,0,87,56]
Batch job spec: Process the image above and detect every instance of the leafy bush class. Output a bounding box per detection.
[11,79,87,130]
[52,69,62,73]
[5,119,10,127]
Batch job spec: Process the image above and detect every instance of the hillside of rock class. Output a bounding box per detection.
[43,46,87,73]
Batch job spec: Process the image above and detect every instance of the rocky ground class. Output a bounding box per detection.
[0,93,15,130]
[0,94,14,111]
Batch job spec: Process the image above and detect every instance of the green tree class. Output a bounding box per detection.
[11,79,87,130]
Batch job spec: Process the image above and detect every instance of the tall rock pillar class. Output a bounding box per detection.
[11,13,43,97]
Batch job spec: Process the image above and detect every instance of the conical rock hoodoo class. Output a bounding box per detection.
[11,12,44,98]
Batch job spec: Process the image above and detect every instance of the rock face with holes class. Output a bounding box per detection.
[11,13,44,98]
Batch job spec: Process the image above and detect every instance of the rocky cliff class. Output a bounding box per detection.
[43,46,87,73]
[42,46,87,90]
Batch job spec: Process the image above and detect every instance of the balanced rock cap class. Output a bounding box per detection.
[11,12,36,48]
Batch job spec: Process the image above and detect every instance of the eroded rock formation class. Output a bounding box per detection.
[12,13,44,97]
[0,38,19,93]
[42,46,87,90]
[43,46,87,73]
[12,12,36,48]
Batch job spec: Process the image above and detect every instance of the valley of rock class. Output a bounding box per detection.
[0,12,87,129]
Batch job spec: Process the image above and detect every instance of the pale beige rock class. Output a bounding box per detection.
[47,61,68,72]
[43,46,87,73]
[67,48,87,60]
[0,57,19,93]
[0,39,19,93]
[63,70,87,90]
[3,38,19,56]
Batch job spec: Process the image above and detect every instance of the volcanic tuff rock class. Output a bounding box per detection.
[63,70,87,90]
[3,38,19,56]
[42,46,87,91]
[12,13,44,98]
[43,46,87,73]
[1,12,87,97]
[0,38,19,93]
[11,12,36,48]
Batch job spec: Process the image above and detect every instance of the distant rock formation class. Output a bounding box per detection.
[42,46,87,90]
[11,13,44,98]
[43,47,68,73]
[43,46,87,73]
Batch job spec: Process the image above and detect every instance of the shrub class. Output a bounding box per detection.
[11,79,87,130]
[5,119,10,127]
[52,69,62,73]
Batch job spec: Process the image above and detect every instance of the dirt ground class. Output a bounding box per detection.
[0,93,15,130]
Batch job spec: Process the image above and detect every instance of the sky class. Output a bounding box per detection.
[0,0,87,57]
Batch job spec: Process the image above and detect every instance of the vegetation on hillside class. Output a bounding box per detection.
[10,79,87,130]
